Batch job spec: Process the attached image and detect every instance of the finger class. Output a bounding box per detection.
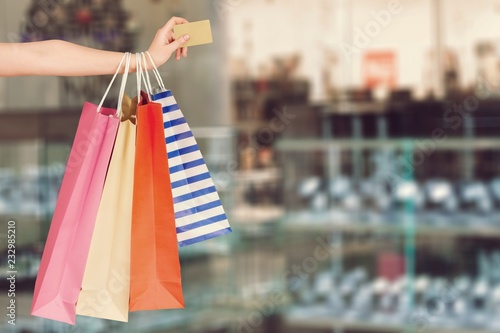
[182,46,188,58]
[167,30,176,44]
[167,34,190,52]
[161,16,189,36]
[176,48,181,60]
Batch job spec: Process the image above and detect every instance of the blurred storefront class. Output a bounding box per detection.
[2,0,500,332]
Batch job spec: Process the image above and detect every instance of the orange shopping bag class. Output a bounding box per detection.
[129,89,184,311]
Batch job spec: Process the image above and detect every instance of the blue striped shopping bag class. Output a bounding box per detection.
[151,90,232,247]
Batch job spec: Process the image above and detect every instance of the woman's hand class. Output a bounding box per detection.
[147,16,190,68]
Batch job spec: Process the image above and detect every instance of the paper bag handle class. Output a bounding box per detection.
[136,52,142,100]
[138,53,152,96]
[139,51,167,94]
[145,51,166,91]
[97,52,132,117]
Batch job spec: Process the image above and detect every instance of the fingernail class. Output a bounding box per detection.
[184,34,190,40]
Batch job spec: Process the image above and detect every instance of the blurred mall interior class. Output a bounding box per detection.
[2,0,500,332]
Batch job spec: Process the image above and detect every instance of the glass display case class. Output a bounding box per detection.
[275,111,500,332]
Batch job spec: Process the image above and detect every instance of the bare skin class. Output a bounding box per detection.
[0,16,190,77]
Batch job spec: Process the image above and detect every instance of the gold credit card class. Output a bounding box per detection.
[173,20,213,47]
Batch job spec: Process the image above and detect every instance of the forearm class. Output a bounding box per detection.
[0,40,137,77]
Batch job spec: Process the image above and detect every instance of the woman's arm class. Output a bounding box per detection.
[0,16,190,77]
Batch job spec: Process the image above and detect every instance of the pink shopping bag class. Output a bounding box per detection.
[31,53,132,324]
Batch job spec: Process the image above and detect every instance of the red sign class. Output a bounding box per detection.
[363,51,397,89]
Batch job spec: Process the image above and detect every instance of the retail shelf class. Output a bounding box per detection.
[284,316,489,333]
[322,101,389,114]
[128,310,191,333]
[187,308,244,332]
[191,126,235,139]
[233,168,282,184]
[283,307,490,333]
[281,211,500,238]
[231,205,284,225]
[275,138,500,151]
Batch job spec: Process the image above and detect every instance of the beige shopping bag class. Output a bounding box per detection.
[75,107,136,322]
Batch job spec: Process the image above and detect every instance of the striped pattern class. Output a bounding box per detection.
[152,90,231,247]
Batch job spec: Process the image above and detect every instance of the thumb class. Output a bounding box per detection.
[168,34,190,51]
